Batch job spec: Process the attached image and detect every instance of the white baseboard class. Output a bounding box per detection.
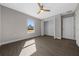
[0,35,40,46]
[54,36,61,40]
[0,37,27,46]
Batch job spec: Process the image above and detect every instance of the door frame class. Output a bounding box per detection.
[61,13,75,40]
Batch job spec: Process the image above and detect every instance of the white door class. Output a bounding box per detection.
[63,16,74,40]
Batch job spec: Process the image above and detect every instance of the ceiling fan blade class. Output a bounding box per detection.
[37,10,41,14]
[41,4,43,9]
[38,3,43,9]
[37,3,50,14]
[38,3,42,9]
[43,9,50,12]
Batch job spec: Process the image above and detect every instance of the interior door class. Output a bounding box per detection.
[63,16,74,40]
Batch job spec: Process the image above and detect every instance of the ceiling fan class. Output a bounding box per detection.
[37,3,50,14]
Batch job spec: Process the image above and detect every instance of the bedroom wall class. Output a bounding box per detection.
[75,4,79,46]
[44,16,55,37]
[1,5,41,45]
[41,20,44,36]
[0,5,1,44]
[44,14,61,39]
[55,14,61,39]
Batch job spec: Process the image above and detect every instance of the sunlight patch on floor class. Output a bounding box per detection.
[19,39,36,56]
[23,39,35,47]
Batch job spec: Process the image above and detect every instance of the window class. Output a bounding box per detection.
[27,19,35,33]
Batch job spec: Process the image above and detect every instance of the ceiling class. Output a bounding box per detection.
[0,3,78,19]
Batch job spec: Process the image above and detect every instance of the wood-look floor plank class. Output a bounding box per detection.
[0,36,79,56]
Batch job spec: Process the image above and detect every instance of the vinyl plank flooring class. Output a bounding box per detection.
[0,36,79,56]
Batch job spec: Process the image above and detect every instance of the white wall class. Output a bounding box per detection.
[63,16,75,39]
[55,14,61,39]
[75,4,79,46]
[41,20,44,36]
[1,5,41,45]
[44,21,48,35]
[0,5,1,44]
[44,14,61,39]
[44,16,55,36]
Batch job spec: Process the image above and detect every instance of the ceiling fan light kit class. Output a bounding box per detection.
[37,3,50,14]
